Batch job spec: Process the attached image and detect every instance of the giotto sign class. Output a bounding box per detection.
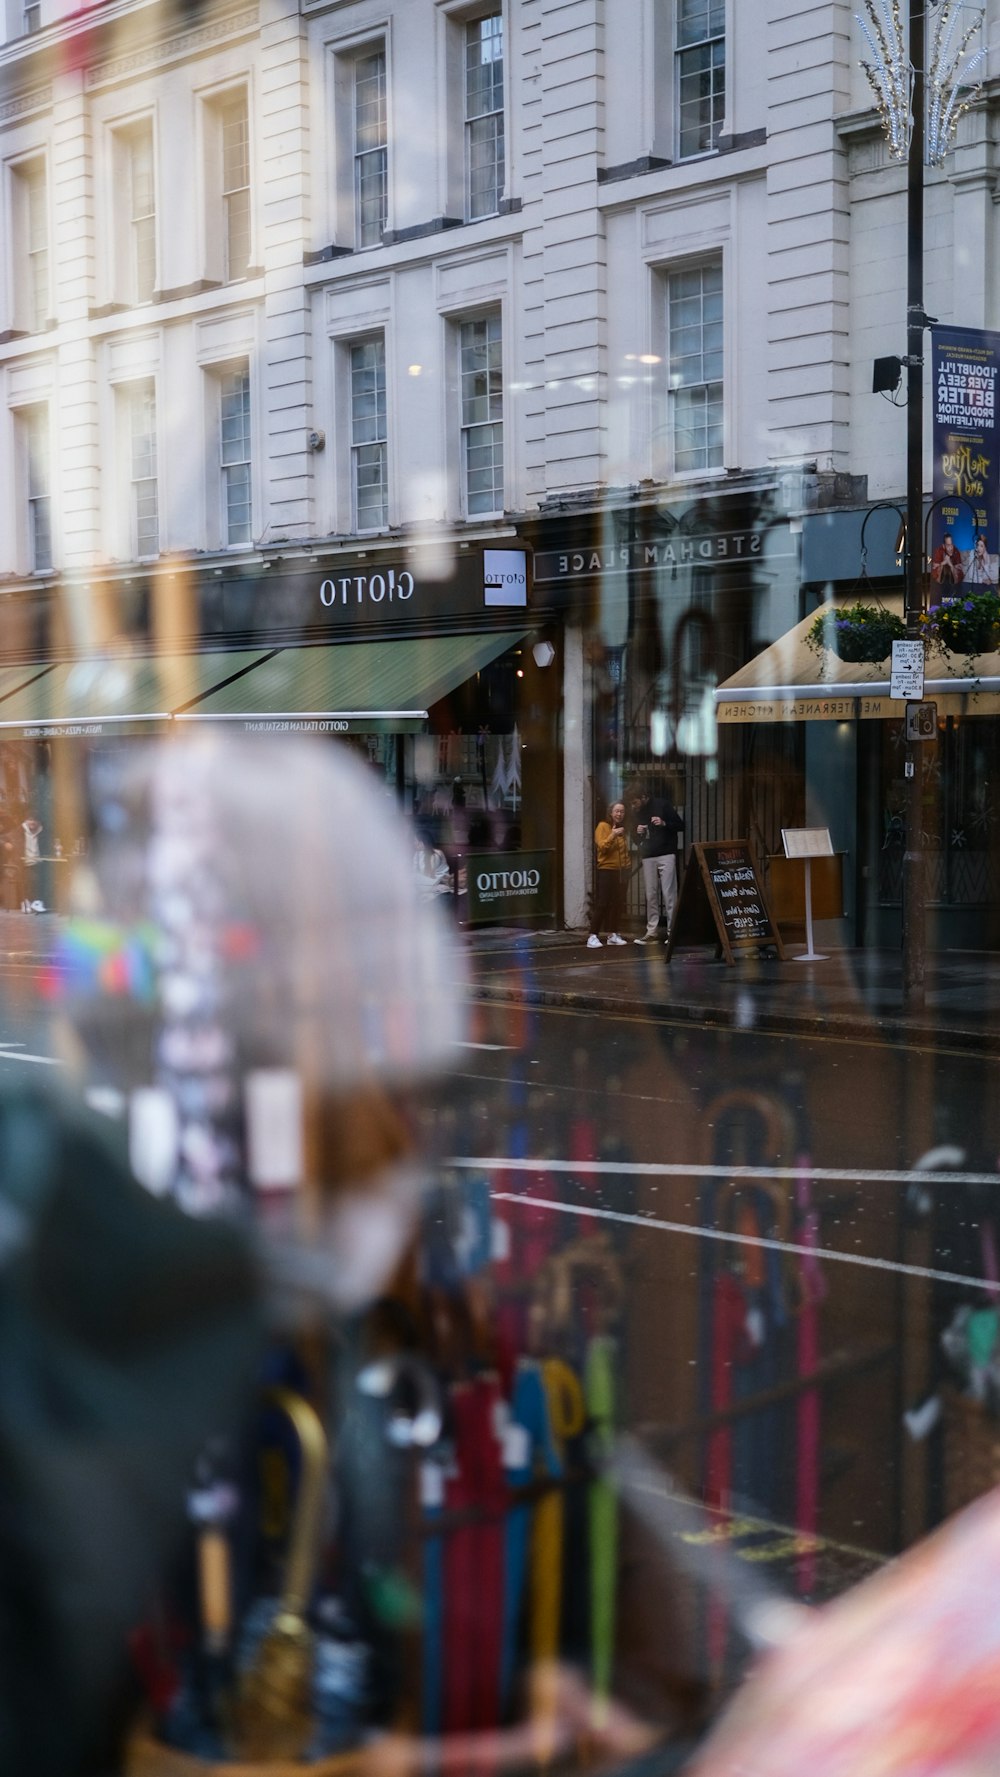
[320,568,414,608]
[465,849,555,925]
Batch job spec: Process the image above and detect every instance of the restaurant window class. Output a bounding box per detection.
[350,336,388,531]
[460,312,503,517]
[676,0,725,159]
[667,258,723,472]
[465,12,504,220]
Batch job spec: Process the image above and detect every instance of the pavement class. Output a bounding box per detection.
[463,922,1000,1054]
[3,909,1000,1053]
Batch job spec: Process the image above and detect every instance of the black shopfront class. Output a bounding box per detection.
[0,540,565,921]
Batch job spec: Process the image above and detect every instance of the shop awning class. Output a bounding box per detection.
[172,632,526,735]
[715,600,1000,723]
[0,650,274,739]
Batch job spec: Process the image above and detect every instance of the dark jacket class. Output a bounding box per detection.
[635,797,683,859]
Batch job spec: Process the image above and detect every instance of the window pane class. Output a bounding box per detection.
[221,93,251,280]
[225,188,251,282]
[677,0,726,48]
[24,164,48,329]
[129,385,159,557]
[129,130,156,303]
[26,410,48,500]
[468,114,504,220]
[130,131,154,219]
[354,442,388,530]
[464,421,504,514]
[351,340,387,528]
[354,52,386,153]
[466,16,504,219]
[221,97,250,195]
[668,263,723,471]
[351,340,386,446]
[30,496,52,570]
[24,407,51,572]
[356,147,387,248]
[220,372,251,466]
[461,317,503,426]
[354,50,387,245]
[678,39,726,158]
[220,371,251,544]
[224,463,252,545]
[465,16,504,120]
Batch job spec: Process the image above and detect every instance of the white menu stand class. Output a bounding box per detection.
[781,827,834,962]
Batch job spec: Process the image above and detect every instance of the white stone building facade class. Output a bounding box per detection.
[1,0,999,930]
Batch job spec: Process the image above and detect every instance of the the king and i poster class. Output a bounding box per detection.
[931,326,1000,580]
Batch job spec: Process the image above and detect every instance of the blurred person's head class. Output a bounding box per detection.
[57,732,468,1310]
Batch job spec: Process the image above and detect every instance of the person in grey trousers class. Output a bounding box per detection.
[630,787,683,944]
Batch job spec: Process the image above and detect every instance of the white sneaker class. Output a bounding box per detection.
[607,933,626,946]
[587,934,603,948]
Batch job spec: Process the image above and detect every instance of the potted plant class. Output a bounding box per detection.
[806,601,907,664]
[923,589,1000,660]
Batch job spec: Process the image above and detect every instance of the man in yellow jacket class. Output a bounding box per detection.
[587,800,629,948]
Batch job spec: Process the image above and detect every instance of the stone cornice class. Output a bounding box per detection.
[0,81,51,121]
[84,3,259,89]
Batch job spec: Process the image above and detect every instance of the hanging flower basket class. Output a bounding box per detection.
[806,602,907,665]
[924,589,1000,660]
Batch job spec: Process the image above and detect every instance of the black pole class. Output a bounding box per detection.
[903,0,926,1010]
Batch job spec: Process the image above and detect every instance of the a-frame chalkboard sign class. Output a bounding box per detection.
[665,840,785,965]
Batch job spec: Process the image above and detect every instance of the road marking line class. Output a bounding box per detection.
[451,1156,1000,1187]
[458,1041,514,1051]
[0,1049,61,1067]
[484,1187,998,1295]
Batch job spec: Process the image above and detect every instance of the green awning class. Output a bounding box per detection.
[172,633,526,735]
[0,651,272,739]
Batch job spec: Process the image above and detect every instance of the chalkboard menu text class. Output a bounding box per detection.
[667,840,785,964]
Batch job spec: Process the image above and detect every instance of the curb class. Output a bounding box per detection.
[471,977,1000,1056]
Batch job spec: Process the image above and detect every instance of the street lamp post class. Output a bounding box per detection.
[902,0,926,1011]
[859,0,985,1010]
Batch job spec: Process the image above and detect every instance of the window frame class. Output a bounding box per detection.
[674,0,725,162]
[664,256,725,477]
[353,45,388,250]
[9,153,50,334]
[349,335,389,533]
[464,10,505,222]
[112,118,157,306]
[20,403,52,573]
[458,309,504,519]
[217,364,253,550]
[125,380,159,561]
[219,88,252,283]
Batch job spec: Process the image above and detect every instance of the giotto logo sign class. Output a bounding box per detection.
[475,867,541,894]
[465,849,555,924]
[320,568,414,608]
[484,549,528,607]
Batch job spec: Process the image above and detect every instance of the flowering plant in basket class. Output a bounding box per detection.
[923,589,1000,660]
[806,602,907,664]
